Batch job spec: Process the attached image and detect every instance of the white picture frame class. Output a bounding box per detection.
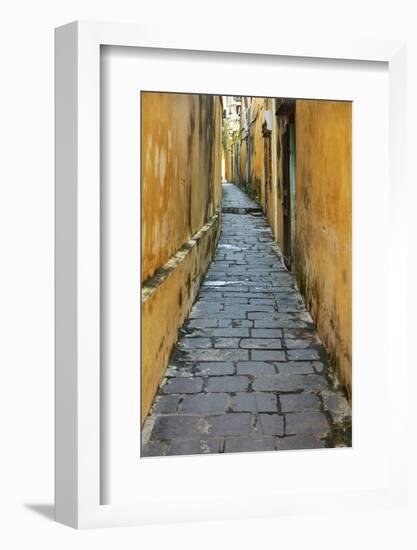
[55,21,407,529]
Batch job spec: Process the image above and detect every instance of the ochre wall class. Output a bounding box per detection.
[295,100,352,395]
[141,92,222,283]
[141,214,221,421]
[263,98,279,239]
[270,103,287,251]
[224,148,232,181]
[141,92,222,421]
[239,138,247,186]
[248,98,265,204]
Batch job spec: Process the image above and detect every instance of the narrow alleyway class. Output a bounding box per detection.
[142,183,351,456]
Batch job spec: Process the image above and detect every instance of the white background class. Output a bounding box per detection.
[0,1,416,549]
[102,46,392,507]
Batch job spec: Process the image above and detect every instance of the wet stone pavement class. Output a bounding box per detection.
[142,183,352,457]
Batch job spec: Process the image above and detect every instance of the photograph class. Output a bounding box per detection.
[0,0,411,539]
[141,91,352,457]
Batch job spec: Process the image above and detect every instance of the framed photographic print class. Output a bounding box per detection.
[55,21,407,528]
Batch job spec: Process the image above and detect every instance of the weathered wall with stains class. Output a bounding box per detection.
[295,100,352,395]
[141,92,222,420]
[239,138,247,186]
[141,92,222,282]
[262,97,279,239]
[224,148,232,181]
[269,100,286,250]
[141,214,221,421]
[248,98,265,204]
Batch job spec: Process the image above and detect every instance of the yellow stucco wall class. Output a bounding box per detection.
[248,98,265,204]
[224,149,232,181]
[263,98,278,237]
[141,92,222,283]
[141,214,221,421]
[270,105,285,250]
[295,99,352,395]
[239,138,247,186]
[141,92,222,421]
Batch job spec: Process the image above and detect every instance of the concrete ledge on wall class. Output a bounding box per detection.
[141,209,221,422]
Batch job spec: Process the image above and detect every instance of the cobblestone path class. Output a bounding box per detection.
[142,183,352,456]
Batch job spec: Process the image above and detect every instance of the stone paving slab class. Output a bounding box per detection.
[204,413,254,437]
[221,182,260,212]
[280,393,321,412]
[230,392,278,413]
[258,414,285,436]
[142,183,352,457]
[166,438,222,456]
[276,435,326,451]
[225,437,276,453]
[285,412,330,435]
[180,393,228,414]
